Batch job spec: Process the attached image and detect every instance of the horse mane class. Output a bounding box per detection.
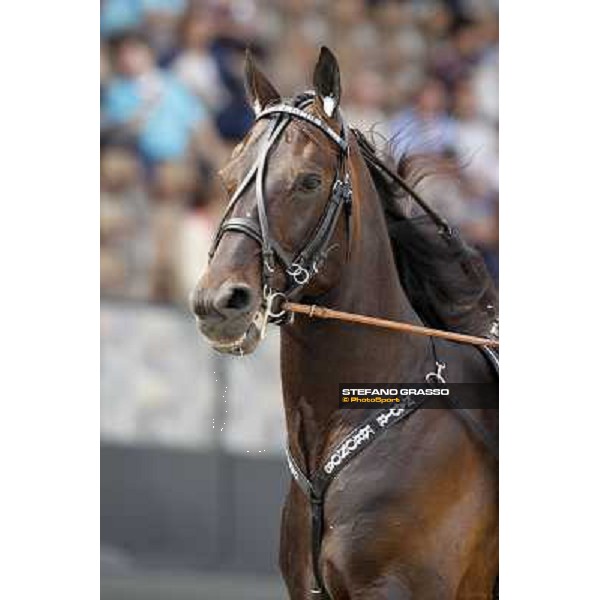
[352,129,498,338]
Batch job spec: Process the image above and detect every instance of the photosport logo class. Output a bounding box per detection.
[338,384,498,409]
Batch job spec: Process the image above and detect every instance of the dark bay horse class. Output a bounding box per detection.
[192,47,498,599]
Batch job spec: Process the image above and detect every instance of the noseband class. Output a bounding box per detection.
[208,92,353,323]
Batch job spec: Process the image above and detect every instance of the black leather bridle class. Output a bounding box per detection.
[208,92,353,323]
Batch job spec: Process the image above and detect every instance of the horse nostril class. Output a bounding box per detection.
[225,286,252,310]
[193,283,255,319]
[214,283,254,315]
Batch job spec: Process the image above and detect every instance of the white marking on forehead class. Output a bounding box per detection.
[323,95,336,117]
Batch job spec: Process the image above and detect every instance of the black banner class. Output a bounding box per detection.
[338,383,498,409]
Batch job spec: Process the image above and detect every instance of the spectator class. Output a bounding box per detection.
[171,11,226,112]
[211,38,255,143]
[142,0,188,65]
[100,0,499,301]
[471,42,498,125]
[388,78,456,158]
[101,147,152,298]
[432,18,486,90]
[102,32,207,165]
[101,0,144,37]
[452,77,498,192]
[343,70,390,148]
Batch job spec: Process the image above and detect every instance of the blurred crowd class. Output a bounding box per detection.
[101,0,499,304]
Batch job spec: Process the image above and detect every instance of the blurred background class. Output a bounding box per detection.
[100,0,498,598]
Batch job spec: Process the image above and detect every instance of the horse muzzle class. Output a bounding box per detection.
[190,282,263,355]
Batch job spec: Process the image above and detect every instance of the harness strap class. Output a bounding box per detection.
[257,104,349,152]
[218,217,262,245]
[285,343,499,597]
[255,114,289,277]
[352,129,453,236]
[209,94,352,300]
[284,446,314,496]
[446,345,498,461]
[294,175,352,271]
[220,218,295,269]
[285,397,423,597]
[309,495,326,596]
[219,167,351,279]
[208,116,284,259]
[480,345,499,376]
[430,343,498,461]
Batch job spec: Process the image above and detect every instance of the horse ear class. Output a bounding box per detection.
[244,49,280,115]
[313,46,341,118]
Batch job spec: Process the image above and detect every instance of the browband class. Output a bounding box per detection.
[256,104,349,153]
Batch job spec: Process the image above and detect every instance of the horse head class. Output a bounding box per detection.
[191,47,353,355]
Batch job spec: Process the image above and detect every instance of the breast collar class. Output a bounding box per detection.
[208,92,353,323]
[285,344,499,598]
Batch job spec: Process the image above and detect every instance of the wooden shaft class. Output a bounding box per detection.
[282,302,499,348]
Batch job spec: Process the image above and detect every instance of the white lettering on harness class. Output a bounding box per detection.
[375,405,407,428]
[323,424,376,474]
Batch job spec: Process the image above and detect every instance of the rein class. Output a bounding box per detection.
[282,301,499,348]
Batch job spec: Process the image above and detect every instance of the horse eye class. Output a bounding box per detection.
[297,173,322,192]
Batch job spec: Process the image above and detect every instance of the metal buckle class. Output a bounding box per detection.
[287,263,310,285]
[490,319,499,339]
[259,288,288,338]
[266,292,287,319]
[425,361,447,384]
[263,285,287,317]
[332,179,345,206]
[333,175,352,204]
[342,175,352,205]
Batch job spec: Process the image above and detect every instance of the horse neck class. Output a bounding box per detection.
[280,143,431,472]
